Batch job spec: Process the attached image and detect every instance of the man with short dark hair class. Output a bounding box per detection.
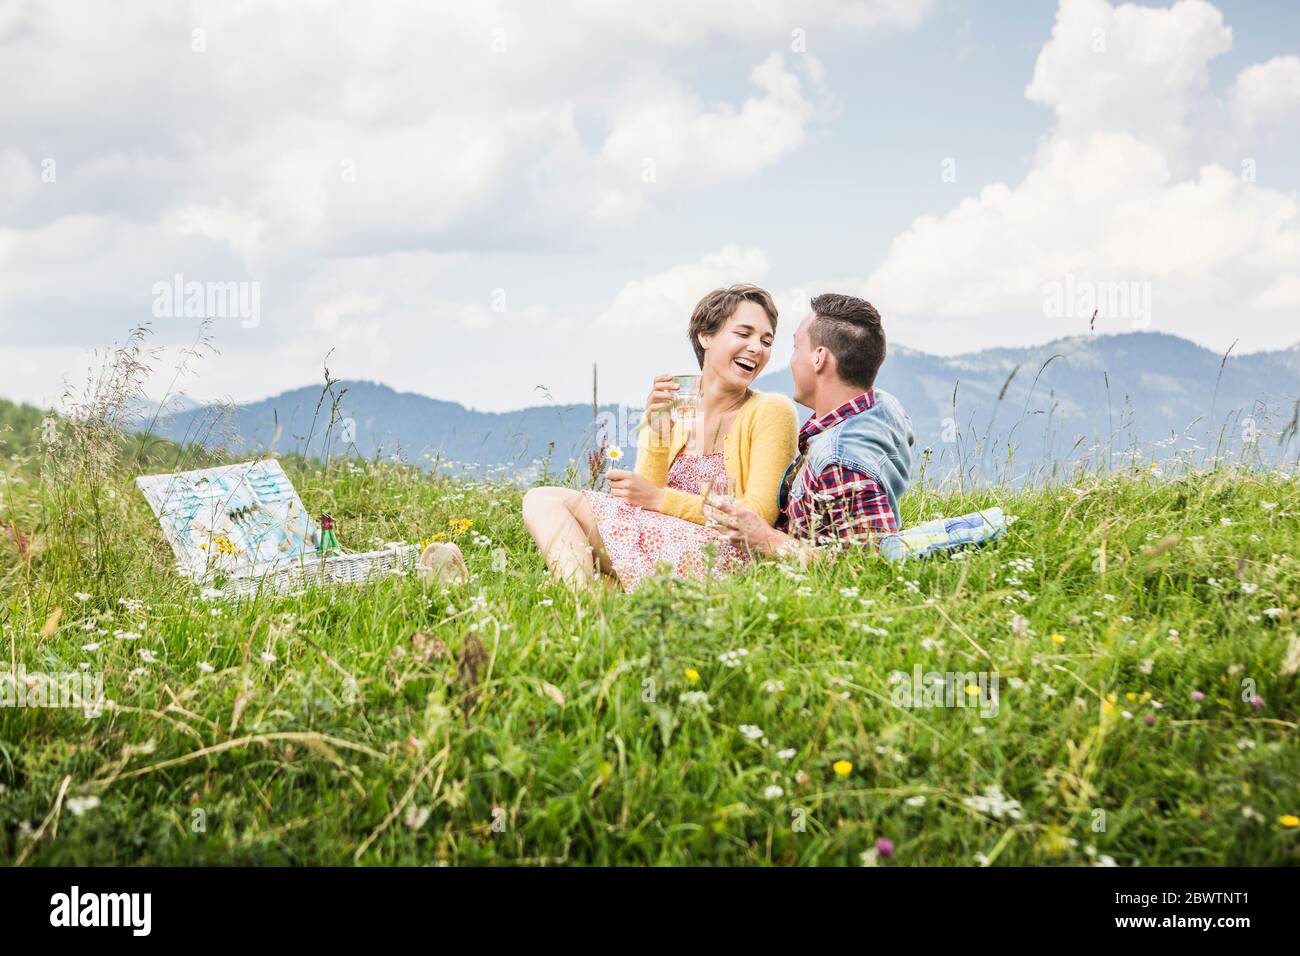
[715,293,914,565]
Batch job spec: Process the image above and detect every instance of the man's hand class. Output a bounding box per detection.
[605,468,666,511]
[713,500,784,557]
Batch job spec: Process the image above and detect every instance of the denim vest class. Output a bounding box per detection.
[786,388,915,528]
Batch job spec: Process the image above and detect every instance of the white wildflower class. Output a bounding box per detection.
[66,796,100,817]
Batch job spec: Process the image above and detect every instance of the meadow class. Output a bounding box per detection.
[2,384,1298,866]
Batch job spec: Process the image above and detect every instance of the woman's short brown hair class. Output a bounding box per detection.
[687,284,779,369]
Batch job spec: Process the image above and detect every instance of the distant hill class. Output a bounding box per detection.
[13,331,1300,482]
[756,332,1300,479]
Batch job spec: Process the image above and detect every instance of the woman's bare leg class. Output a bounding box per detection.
[522,487,614,588]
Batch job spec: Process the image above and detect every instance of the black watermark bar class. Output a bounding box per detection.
[0,866,1291,942]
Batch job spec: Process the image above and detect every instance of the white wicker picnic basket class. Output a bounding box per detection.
[136,459,419,600]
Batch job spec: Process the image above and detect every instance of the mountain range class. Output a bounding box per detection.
[138,331,1300,482]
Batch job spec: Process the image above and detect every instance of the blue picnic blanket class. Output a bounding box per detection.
[878,507,1009,561]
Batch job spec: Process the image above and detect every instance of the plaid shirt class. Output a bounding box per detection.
[778,390,898,549]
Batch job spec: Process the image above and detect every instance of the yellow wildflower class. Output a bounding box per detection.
[1280,815,1300,828]
[1051,633,1065,645]
[1125,692,1137,702]
[1101,700,1115,715]
[965,684,980,697]
[833,760,853,777]
[684,668,700,684]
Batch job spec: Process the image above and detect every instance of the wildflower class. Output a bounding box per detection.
[404,804,431,829]
[1144,713,1155,727]
[1249,695,1265,711]
[198,662,214,673]
[606,446,624,461]
[66,796,100,817]
[718,648,749,668]
[962,785,1022,820]
[739,724,764,740]
[964,684,980,698]
[875,838,894,858]
[1279,815,1300,828]
[684,668,700,684]
[1094,855,1118,867]
[1100,700,1115,715]
[762,679,784,693]
[81,642,100,652]
[138,649,157,663]
[1120,710,1133,719]
[538,599,553,608]
[832,760,853,777]
[763,785,784,800]
[73,592,91,602]
[1240,582,1258,595]
[1050,633,1065,645]
[678,691,710,709]
[777,748,797,760]
[1191,690,1205,702]
[1009,614,1030,638]
[905,795,927,807]
[1260,501,1276,511]
[1262,608,1283,618]
[1125,692,1136,702]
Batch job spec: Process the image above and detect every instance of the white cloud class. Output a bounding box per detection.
[599,245,771,330]
[1230,55,1300,133]
[865,0,1300,354]
[0,0,927,410]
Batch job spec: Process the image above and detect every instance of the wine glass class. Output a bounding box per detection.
[700,475,736,527]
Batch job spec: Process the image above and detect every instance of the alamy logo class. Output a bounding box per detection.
[890,664,1000,717]
[1042,273,1151,328]
[151,273,261,328]
[1,667,104,718]
[49,886,151,936]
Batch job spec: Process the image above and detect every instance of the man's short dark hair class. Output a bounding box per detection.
[808,293,886,391]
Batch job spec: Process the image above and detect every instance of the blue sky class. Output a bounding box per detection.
[1,0,1298,412]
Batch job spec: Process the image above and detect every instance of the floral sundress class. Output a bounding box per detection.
[583,452,746,592]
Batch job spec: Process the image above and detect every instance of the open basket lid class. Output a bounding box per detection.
[135,459,320,581]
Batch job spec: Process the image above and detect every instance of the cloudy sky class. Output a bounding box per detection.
[2,0,1299,412]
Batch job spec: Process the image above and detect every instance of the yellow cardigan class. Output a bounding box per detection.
[635,390,798,527]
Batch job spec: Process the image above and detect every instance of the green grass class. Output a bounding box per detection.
[2,437,1299,865]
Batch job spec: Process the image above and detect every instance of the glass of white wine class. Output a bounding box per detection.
[671,374,702,426]
[700,475,736,528]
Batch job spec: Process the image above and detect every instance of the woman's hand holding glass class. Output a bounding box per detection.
[642,374,679,443]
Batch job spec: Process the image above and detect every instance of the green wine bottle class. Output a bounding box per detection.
[317,513,340,558]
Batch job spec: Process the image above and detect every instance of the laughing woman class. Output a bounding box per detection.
[522,284,798,591]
